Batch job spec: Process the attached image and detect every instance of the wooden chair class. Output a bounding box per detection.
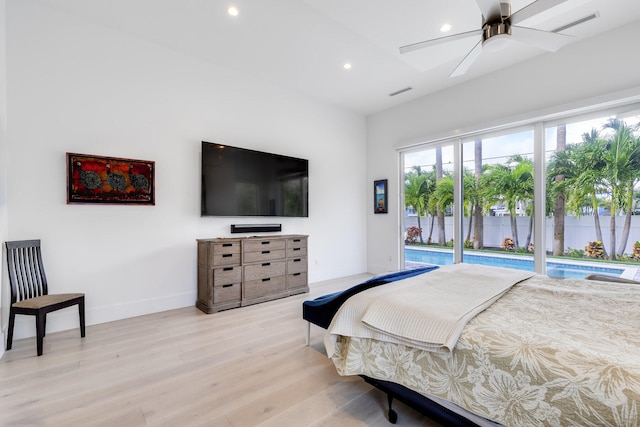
[5,239,85,356]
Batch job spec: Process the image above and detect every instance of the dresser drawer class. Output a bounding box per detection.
[287,237,307,257]
[287,257,307,275]
[287,271,307,289]
[244,261,286,281]
[213,282,241,303]
[243,239,286,253]
[244,275,286,299]
[243,249,286,263]
[199,241,241,267]
[198,266,242,307]
[213,266,242,286]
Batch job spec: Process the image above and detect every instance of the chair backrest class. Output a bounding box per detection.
[5,240,49,304]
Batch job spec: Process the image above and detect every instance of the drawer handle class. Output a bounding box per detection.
[293,273,301,277]
[222,243,233,247]
[222,284,233,288]
[293,239,301,242]
[293,248,301,251]
[262,250,270,254]
[261,241,270,245]
[262,278,271,282]
[222,254,232,258]
[223,267,233,271]
[262,262,271,266]
[294,259,301,262]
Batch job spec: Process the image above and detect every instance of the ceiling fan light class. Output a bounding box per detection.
[482,33,511,52]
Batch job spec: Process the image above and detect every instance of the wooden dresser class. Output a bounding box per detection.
[196,235,308,313]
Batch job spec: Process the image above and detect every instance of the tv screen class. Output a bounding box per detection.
[201,141,308,217]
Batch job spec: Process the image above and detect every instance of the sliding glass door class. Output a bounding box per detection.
[403,144,455,267]
[401,106,640,281]
[461,129,535,271]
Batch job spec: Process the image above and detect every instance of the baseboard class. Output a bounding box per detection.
[86,291,196,326]
[7,292,196,341]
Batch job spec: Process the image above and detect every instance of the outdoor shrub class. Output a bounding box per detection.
[446,239,454,248]
[585,241,604,259]
[500,237,515,251]
[405,226,422,244]
[634,241,640,261]
[464,239,473,249]
[566,247,584,258]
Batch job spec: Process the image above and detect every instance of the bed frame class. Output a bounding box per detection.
[302,266,482,425]
[304,267,640,425]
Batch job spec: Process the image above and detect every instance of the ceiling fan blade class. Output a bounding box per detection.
[399,29,482,54]
[450,40,483,78]
[475,0,502,21]
[511,0,568,25]
[511,25,572,51]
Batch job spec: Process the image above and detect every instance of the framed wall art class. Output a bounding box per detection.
[66,153,155,205]
[374,179,387,214]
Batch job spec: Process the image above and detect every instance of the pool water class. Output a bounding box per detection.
[405,248,624,279]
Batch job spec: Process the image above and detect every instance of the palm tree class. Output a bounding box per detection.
[601,119,640,258]
[430,168,482,247]
[483,155,534,249]
[473,140,484,249]
[435,147,446,245]
[404,167,435,244]
[463,169,478,244]
[553,124,566,255]
[433,173,454,217]
[563,130,609,257]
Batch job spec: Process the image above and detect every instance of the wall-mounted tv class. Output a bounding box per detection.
[201,141,308,217]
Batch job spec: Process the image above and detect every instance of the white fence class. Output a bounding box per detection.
[404,215,640,255]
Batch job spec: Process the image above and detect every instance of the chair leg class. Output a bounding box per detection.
[6,310,16,351]
[306,321,310,346]
[36,312,46,356]
[79,298,86,338]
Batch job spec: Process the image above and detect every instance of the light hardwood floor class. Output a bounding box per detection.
[0,274,443,427]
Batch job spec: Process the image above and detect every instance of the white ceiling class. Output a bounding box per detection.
[35,0,640,116]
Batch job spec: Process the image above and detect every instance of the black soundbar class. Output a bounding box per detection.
[230,224,282,234]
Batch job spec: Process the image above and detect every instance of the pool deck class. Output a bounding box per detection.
[405,246,640,281]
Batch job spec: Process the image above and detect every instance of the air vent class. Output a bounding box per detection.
[551,12,599,33]
[389,87,412,97]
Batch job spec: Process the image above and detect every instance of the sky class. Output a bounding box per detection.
[404,114,640,173]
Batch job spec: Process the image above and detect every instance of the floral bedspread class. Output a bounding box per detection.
[329,274,640,426]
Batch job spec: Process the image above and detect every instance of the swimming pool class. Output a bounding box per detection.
[405,248,625,279]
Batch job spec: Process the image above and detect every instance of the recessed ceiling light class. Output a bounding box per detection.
[343,63,352,70]
[440,23,452,32]
[227,6,239,16]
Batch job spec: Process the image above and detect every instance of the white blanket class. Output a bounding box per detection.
[325,263,534,356]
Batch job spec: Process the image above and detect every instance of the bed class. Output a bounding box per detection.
[303,263,640,426]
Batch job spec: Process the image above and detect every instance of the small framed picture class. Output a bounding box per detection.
[374,179,388,214]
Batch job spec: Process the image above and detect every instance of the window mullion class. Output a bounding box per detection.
[533,122,546,275]
[454,141,463,263]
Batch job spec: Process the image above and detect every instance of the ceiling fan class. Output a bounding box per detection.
[400,0,598,78]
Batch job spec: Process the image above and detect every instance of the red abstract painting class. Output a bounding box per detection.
[67,153,155,205]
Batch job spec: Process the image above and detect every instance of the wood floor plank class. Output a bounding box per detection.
[0,274,444,426]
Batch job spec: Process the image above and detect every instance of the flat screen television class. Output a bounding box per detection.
[201,141,308,217]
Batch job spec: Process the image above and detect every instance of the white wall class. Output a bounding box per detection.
[0,0,7,358]
[366,21,640,274]
[4,1,367,340]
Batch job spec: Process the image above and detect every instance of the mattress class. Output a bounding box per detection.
[327,270,640,426]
